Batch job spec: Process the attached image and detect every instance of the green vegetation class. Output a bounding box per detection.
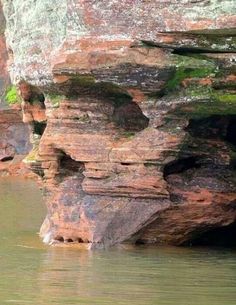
[213,93,236,104]
[166,67,214,91]
[5,86,21,105]
[166,55,216,92]
[72,75,95,86]
[175,87,236,118]
[47,94,64,108]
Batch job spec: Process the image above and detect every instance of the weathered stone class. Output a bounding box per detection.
[2,0,236,248]
[0,109,32,176]
[0,2,9,105]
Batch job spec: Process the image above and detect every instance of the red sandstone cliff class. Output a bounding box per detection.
[1,0,236,248]
[0,3,32,176]
[0,2,9,104]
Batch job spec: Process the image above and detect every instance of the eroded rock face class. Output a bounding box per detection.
[0,1,9,104]
[0,109,32,176]
[0,3,32,176]
[2,0,236,248]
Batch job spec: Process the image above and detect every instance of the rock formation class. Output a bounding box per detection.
[0,3,32,176]
[0,1,9,103]
[0,108,32,176]
[2,0,236,248]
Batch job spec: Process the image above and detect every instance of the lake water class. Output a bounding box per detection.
[0,177,236,305]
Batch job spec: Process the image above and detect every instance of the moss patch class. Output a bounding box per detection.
[171,84,236,118]
[166,67,214,91]
[47,94,64,108]
[165,55,216,92]
[213,93,236,104]
[5,86,21,105]
[71,75,95,86]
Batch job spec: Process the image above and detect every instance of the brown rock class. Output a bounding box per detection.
[0,109,32,177]
[2,0,236,248]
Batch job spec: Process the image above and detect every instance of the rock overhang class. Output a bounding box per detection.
[1,0,236,248]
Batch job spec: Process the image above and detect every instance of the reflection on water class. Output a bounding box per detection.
[0,177,236,305]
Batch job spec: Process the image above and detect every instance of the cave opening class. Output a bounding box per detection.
[225,115,236,146]
[186,115,228,139]
[33,121,47,136]
[0,156,14,162]
[163,156,201,179]
[29,92,46,109]
[112,101,149,132]
[58,151,85,178]
[186,114,236,146]
[185,114,236,169]
[183,222,236,248]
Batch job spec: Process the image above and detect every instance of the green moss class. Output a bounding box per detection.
[191,103,233,117]
[174,86,236,118]
[178,101,236,119]
[47,94,64,108]
[166,55,216,92]
[166,67,214,91]
[5,86,21,105]
[184,85,213,99]
[71,75,95,86]
[213,93,236,103]
[183,85,236,103]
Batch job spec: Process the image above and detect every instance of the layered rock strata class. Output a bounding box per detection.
[2,0,236,248]
[0,108,32,176]
[0,3,32,176]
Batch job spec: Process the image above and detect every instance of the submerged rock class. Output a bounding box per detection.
[2,0,236,248]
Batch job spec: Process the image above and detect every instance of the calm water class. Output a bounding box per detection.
[0,177,236,305]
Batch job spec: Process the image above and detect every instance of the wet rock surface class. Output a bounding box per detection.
[2,0,236,248]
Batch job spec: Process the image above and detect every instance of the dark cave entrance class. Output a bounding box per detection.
[225,115,236,146]
[28,91,46,109]
[25,86,47,138]
[163,156,201,179]
[57,150,85,179]
[183,222,236,248]
[185,114,236,169]
[186,114,236,146]
[161,114,236,248]
[0,156,14,162]
[33,121,47,136]
[112,101,149,132]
